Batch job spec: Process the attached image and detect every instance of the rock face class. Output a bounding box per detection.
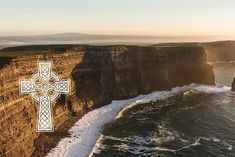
[232,78,235,91]
[0,45,215,157]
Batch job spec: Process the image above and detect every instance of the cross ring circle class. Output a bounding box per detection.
[30,72,61,102]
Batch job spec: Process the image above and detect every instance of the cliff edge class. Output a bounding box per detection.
[0,45,215,157]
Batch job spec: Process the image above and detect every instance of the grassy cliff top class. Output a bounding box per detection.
[0,44,204,57]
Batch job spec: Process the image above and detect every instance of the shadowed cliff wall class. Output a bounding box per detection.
[0,45,214,157]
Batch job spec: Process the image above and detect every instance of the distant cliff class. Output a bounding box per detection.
[153,41,235,62]
[0,45,215,157]
[201,41,235,62]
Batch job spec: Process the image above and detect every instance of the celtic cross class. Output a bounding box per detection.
[20,61,70,132]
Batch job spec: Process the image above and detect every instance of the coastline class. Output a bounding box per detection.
[0,44,215,157]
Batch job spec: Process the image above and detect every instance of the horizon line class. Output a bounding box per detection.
[0,32,234,38]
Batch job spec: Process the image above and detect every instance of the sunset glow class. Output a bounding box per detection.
[1,0,235,37]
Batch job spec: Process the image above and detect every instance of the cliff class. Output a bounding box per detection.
[0,45,215,157]
[201,41,235,62]
[153,41,235,62]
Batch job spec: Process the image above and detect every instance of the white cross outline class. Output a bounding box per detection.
[19,61,71,132]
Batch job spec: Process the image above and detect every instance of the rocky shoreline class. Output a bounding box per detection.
[0,45,215,157]
[32,116,81,157]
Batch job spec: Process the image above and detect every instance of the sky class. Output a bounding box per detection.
[1,0,235,37]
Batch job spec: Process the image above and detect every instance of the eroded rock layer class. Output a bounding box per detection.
[0,45,215,157]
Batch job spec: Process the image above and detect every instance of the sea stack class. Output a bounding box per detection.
[232,78,235,91]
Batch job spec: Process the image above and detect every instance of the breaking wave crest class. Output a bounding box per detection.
[91,134,232,156]
[208,60,235,65]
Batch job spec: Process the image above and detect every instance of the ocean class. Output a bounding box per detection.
[47,62,235,157]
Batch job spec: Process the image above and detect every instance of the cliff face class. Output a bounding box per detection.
[0,45,215,157]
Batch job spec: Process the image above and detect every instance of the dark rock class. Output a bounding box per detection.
[232,78,235,91]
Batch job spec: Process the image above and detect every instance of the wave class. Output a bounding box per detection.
[91,134,232,156]
[116,84,230,119]
[208,60,235,65]
[46,84,230,157]
[174,136,232,152]
[90,134,177,155]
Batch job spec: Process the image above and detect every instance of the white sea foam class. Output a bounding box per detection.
[47,95,146,157]
[208,60,235,65]
[46,84,230,157]
[91,135,232,155]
